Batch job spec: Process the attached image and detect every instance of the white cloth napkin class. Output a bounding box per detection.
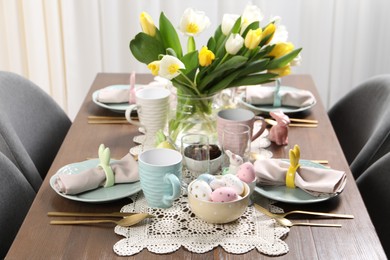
[254,159,346,196]
[96,87,130,103]
[246,86,316,107]
[54,154,139,195]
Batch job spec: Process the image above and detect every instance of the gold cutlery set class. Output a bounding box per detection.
[49,205,353,228]
[88,116,318,127]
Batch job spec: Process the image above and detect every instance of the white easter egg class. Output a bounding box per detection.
[189,180,212,201]
[209,178,227,190]
[222,174,244,195]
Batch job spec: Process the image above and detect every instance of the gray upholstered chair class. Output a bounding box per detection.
[0,71,71,186]
[357,152,390,257]
[328,74,390,179]
[0,152,36,259]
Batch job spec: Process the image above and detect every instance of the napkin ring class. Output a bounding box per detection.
[98,144,115,188]
[273,78,282,107]
[286,145,300,188]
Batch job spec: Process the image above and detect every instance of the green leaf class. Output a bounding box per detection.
[237,59,270,77]
[249,45,275,62]
[241,21,259,38]
[159,12,183,58]
[213,25,223,45]
[207,70,242,94]
[181,51,199,80]
[129,32,165,64]
[267,48,302,69]
[207,37,216,52]
[198,56,248,91]
[229,73,277,87]
[231,17,242,34]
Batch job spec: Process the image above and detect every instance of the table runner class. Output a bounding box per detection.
[113,192,289,256]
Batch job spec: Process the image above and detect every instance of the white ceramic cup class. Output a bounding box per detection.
[125,87,170,148]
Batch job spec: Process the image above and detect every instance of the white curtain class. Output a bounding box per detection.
[1,0,389,120]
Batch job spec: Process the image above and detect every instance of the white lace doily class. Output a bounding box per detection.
[113,192,289,256]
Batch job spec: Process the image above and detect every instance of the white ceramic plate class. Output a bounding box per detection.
[237,86,317,114]
[92,84,135,113]
[50,159,141,203]
[254,160,339,204]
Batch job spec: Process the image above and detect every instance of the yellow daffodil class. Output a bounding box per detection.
[139,12,156,37]
[179,8,210,36]
[269,65,291,77]
[198,46,215,67]
[158,55,185,80]
[225,34,244,55]
[262,23,276,45]
[244,28,262,50]
[147,60,160,76]
[268,42,295,58]
[241,4,263,33]
[221,13,240,35]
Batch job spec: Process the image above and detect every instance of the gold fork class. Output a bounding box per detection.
[254,204,343,228]
[254,203,353,219]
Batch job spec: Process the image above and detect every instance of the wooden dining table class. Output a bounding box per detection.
[6,73,386,259]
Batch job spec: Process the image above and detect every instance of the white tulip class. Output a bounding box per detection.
[241,4,263,33]
[225,34,244,55]
[179,8,210,36]
[269,16,289,44]
[158,55,185,80]
[221,13,240,35]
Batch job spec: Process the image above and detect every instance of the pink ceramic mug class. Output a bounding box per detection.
[217,108,266,152]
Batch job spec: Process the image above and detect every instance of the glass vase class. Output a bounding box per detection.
[168,92,220,147]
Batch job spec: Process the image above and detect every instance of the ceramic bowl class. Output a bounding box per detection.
[184,155,222,175]
[187,178,250,224]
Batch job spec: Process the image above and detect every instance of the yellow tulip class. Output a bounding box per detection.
[262,23,276,45]
[244,28,262,50]
[140,12,156,37]
[198,46,215,67]
[147,60,160,76]
[268,42,294,58]
[269,65,291,77]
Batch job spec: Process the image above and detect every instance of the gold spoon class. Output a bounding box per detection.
[50,213,153,227]
[254,204,342,228]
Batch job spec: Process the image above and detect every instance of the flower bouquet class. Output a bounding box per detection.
[130,4,301,144]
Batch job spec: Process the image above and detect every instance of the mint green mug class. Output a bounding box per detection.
[138,148,182,208]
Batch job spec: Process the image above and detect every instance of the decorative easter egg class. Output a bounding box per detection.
[209,178,227,190]
[222,174,244,195]
[197,173,216,184]
[189,180,212,201]
[211,187,238,202]
[237,162,256,183]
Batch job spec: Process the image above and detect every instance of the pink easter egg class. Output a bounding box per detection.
[237,162,256,183]
[211,187,238,202]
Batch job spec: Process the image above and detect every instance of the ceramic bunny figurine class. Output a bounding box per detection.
[224,150,244,175]
[269,110,290,145]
